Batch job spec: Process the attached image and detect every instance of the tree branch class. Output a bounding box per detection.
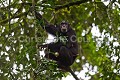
[54,0,90,11]
[68,68,80,80]
[0,11,28,24]
[60,66,80,80]
[0,2,46,10]
[0,0,90,24]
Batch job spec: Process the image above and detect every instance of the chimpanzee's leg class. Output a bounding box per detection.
[45,52,58,61]
[44,42,63,61]
[47,42,63,52]
[58,46,73,67]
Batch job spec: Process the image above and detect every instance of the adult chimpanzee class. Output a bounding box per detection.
[35,11,78,68]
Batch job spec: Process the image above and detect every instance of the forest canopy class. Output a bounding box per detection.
[0,0,120,80]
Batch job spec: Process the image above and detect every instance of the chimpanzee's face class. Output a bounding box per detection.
[60,22,69,33]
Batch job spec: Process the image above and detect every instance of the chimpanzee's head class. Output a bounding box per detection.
[60,21,70,33]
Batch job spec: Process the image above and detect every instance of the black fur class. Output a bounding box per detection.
[35,11,78,67]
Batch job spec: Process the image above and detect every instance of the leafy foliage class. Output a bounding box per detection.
[0,0,120,80]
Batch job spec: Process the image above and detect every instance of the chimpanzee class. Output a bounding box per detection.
[35,11,78,68]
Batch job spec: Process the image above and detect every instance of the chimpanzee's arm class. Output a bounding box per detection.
[35,11,58,36]
[66,29,78,55]
[67,30,77,46]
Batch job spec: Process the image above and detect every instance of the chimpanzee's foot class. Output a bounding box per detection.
[57,62,69,72]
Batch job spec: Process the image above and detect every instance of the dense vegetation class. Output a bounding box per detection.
[0,0,120,80]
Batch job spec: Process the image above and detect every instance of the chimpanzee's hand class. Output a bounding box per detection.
[35,11,42,19]
[29,6,37,13]
[66,42,72,48]
[38,44,48,49]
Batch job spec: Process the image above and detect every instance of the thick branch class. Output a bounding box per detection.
[54,0,90,10]
[68,68,80,80]
[61,66,80,80]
